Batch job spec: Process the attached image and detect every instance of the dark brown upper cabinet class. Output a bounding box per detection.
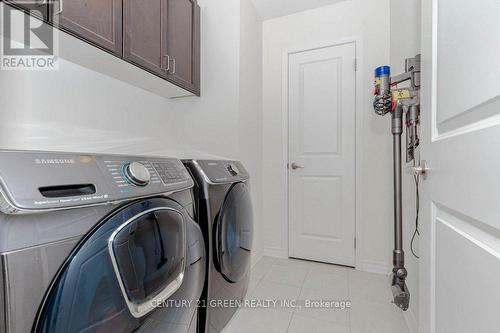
[4,0,49,21]
[123,0,166,77]
[4,0,200,96]
[165,0,200,95]
[123,0,200,95]
[51,0,123,56]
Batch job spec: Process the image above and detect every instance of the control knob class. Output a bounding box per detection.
[227,163,240,176]
[124,162,150,186]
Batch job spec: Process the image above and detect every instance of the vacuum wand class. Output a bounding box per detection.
[391,103,410,311]
[373,55,420,311]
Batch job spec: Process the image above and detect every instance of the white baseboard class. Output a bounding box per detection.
[403,306,418,333]
[263,247,288,258]
[356,259,390,275]
[261,250,392,277]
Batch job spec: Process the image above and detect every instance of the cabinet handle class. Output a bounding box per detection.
[171,58,176,74]
[54,0,63,15]
[162,55,170,71]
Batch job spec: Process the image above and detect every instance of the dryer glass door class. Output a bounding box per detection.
[215,183,254,283]
[33,199,187,333]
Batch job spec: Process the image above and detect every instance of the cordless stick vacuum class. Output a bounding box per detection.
[373,55,421,311]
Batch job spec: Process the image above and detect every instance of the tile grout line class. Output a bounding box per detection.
[347,271,353,333]
[253,258,383,333]
[223,267,265,332]
[258,258,311,289]
[225,258,267,332]
[285,261,311,333]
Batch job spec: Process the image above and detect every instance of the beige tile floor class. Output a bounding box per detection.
[223,256,410,333]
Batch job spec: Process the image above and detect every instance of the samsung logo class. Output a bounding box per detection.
[35,158,75,165]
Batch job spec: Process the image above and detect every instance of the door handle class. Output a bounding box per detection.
[171,58,176,74]
[290,162,304,170]
[408,160,429,179]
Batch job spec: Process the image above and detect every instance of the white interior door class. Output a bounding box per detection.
[288,42,356,266]
[420,1,500,332]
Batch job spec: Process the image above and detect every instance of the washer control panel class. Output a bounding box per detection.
[101,157,192,194]
[152,161,190,185]
[0,150,194,213]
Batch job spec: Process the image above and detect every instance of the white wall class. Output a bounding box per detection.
[238,0,264,263]
[0,0,264,257]
[261,0,393,273]
[390,0,421,331]
[250,0,348,20]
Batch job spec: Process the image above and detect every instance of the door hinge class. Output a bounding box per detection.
[354,237,357,248]
[353,59,357,72]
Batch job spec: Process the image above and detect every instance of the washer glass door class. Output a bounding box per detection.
[215,183,254,283]
[33,199,187,333]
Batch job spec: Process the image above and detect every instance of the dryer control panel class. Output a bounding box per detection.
[0,150,194,214]
[190,160,250,184]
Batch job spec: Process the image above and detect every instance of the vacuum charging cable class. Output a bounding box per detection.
[410,153,420,259]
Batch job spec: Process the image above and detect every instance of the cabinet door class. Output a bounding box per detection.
[165,0,200,95]
[52,0,122,55]
[123,0,167,77]
[4,0,49,21]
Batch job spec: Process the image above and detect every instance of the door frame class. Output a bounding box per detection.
[420,0,436,331]
[281,37,364,268]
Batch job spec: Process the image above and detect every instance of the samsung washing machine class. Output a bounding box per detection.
[184,160,254,333]
[0,150,205,333]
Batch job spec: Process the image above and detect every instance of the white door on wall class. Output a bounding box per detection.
[420,0,500,332]
[288,42,356,267]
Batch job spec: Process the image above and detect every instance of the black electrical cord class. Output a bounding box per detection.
[410,170,420,259]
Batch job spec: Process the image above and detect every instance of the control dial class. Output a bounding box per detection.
[124,162,151,186]
[227,163,240,176]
